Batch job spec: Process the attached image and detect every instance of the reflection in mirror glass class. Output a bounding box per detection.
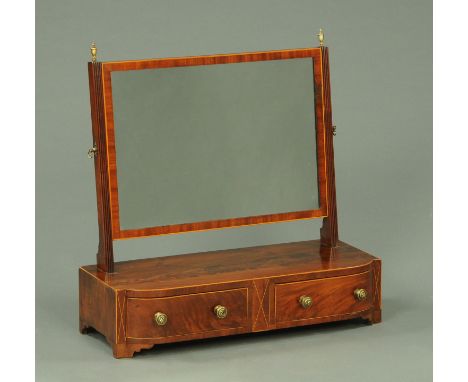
[111,58,319,230]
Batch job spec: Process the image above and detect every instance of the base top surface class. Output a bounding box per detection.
[81,240,377,291]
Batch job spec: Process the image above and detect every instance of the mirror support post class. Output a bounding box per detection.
[88,60,115,273]
[320,46,339,249]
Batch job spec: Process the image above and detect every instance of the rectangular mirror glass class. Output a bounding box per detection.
[110,57,319,231]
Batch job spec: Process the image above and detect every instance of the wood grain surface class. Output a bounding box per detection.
[97,48,328,241]
[81,47,382,358]
[275,272,372,323]
[82,240,375,294]
[320,46,339,247]
[79,239,382,358]
[126,289,249,339]
[88,62,114,272]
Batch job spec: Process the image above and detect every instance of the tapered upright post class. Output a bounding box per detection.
[87,42,114,272]
[318,36,339,248]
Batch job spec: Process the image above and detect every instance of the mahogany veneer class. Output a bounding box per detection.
[80,45,382,358]
[87,47,330,273]
[79,240,381,358]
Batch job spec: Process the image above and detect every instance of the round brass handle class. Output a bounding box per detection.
[214,305,228,319]
[153,312,168,326]
[299,295,313,309]
[354,288,368,301]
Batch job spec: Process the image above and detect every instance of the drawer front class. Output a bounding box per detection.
[275,272,372,323]
[126,288,248,339]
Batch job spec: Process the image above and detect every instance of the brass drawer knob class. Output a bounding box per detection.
[299,295,313,309]
[153,312,168,326]
[354,288,368,301]
[214,305,228,319]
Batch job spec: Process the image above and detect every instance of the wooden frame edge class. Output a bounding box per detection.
[90,47,334,247]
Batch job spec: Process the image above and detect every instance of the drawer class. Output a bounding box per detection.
[275,272,372,323]
[126,288,248,339]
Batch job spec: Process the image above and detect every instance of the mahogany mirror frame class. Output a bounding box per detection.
[88,46,338,272]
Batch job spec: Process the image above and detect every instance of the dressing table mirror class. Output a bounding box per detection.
[80,31,382,358]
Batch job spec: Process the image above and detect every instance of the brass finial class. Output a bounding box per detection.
[317,28,324,47]
[90,42,97,63]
